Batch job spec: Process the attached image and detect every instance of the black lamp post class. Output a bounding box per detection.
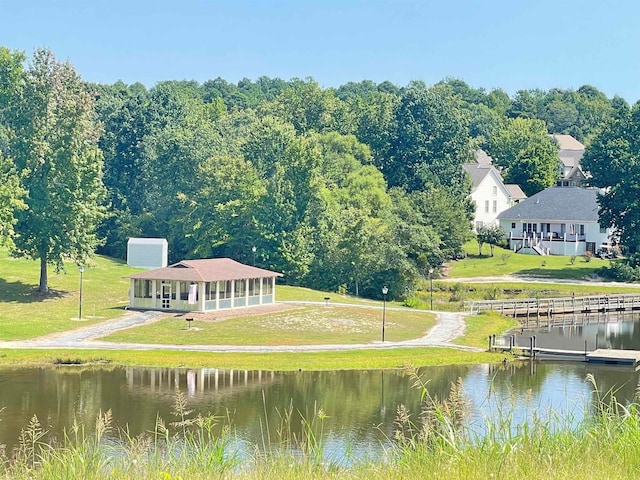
[429,268,434,310]
[252,246,256,266]
[381,285,388,342]
[78,265,85,320]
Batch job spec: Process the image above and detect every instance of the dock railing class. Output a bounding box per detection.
[467,293,640,318]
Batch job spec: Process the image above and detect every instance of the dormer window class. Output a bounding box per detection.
[492,186,497,196]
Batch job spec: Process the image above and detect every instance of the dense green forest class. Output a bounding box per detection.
[0,47,633,298]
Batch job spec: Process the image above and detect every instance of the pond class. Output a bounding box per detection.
[1,359,638,461]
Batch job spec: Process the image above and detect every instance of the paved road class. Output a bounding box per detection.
[0,304,482,353]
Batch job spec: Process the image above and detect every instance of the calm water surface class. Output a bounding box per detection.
[1,360,638,459]
[2,315,640,459]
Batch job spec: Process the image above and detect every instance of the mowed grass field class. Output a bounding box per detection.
[0,248,139,340]
[103,305,435,345]
[447,242,611,279]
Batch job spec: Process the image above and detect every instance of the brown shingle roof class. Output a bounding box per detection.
[127,258,283,282]
[505,184,527,200]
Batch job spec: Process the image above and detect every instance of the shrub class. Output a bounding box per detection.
[583,251,593,262]
[449,283,467,302]
[483,285,502,300]
[569,255,577,265]
[597,262,640,282]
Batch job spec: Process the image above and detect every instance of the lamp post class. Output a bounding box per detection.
[381,285,388,342]
[429,268,434,310]
[252,246,256,266]
[78,265,85,320]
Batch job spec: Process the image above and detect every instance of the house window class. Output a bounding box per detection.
[511,223,516,229]
[485,201,489,213]
[492,200,497,213]
[492,186,497,196]
[579,225,585,236]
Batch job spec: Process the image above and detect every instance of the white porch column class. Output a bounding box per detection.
[215,281,220,310]
[198,282,206,312]
[245,278,250,304]
[259,277,263,305]
[151,279,157,309]
[230,280,235,307]
[272,277,276,303]
[129,279,135,308]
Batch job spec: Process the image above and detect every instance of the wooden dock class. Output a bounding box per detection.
[586,349,640,366]
[470,294,640,318]
[490,336,640,367]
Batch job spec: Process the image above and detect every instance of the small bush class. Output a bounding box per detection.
[569,255,577,265]
[483,285,503,300]
[449,283,467,302]
[403,297,420,308]
[583,251,593,263]
[501,253,511,264]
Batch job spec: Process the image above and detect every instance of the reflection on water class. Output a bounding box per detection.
[510,312,640,352]
[0,361,639,459]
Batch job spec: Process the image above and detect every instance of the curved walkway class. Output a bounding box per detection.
[0,304,482,353]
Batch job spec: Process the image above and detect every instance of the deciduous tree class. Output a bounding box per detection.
[8,49,107,292]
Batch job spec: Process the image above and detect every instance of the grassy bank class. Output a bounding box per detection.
[0,347,505,370]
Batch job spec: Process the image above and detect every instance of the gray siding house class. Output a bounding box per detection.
[497,187,614,256]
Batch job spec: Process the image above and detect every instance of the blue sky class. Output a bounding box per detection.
[2,0,639,101]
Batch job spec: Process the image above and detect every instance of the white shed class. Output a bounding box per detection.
[127,238,168,269]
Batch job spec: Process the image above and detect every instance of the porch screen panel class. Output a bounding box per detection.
[262,278,273,295]
[134,279,152,298]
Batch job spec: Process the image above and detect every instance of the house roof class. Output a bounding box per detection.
[497,187,601,222]
[552,134,585,151]
[463,163,503,189]
[474,149,494,166]
[505,184,527,200]
[128,258,283,282]
[552,134,585,169]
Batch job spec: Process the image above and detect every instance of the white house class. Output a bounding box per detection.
[127,258,283,312]
[464,151,526,228]
[497,187,614,256]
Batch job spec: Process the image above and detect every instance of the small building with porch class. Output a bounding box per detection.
[127,258,283,312]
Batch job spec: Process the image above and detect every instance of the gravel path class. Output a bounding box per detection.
[0,304,482,353]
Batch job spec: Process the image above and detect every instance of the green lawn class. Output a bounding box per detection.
[104,305,436,345]
[447,242,610,279]
[0,248,140,340]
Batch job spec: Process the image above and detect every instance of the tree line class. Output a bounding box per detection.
[0,47,631,297]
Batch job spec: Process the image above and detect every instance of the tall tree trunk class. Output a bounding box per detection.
[38,256,48,293]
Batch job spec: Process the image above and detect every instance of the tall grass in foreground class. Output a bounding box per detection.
[2,372,640,479]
